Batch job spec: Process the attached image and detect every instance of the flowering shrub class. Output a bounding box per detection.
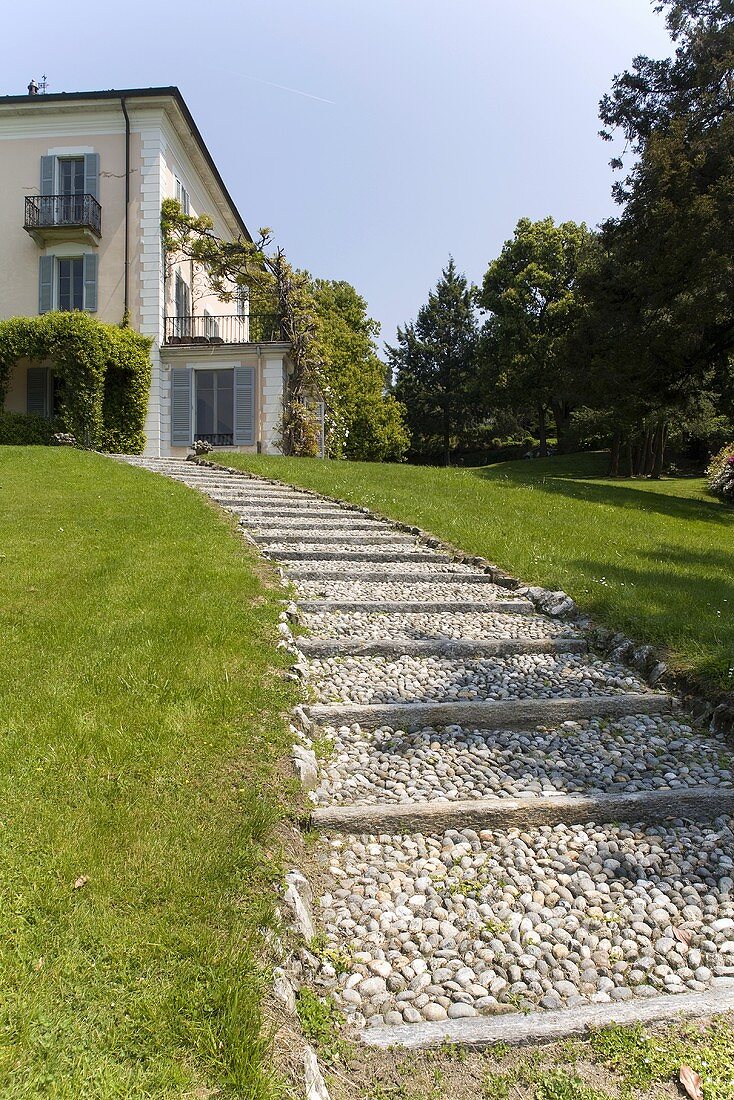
[192,439,214,455]
[707,442,734,502]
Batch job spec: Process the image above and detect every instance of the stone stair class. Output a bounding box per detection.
[124,457,734,1049]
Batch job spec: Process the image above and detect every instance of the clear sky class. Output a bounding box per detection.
[2,0,674,350]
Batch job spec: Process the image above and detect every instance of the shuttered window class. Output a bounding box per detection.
[26,367,49,417]
[171,367,193,446]
[234,365,255,446]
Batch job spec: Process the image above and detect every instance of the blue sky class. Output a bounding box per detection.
[2,0,673,349]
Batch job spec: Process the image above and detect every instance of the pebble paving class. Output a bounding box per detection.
[125,458,734,1036]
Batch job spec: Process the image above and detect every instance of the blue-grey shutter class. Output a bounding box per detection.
[234,365,255,445]
[27,367,48,416]
[171,367,192,446]
[38,255,54,313]
[84,153,99,200]
[83,253,98,312]
[40,155,54,196]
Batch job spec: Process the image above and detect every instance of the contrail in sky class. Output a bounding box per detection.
[242,75,335,105]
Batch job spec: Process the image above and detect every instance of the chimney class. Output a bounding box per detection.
[27,79,39,96]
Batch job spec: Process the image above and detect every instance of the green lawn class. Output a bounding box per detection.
[213,451,734,692]
[0,448,296,1098]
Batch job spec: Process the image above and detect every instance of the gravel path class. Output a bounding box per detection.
[126,459,734,1038]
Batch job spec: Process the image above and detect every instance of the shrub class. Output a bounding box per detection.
[707,442,734,501]
[0,412,55,446]
[0,314,152,453]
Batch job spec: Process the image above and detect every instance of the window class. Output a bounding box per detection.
[175,178,190,215]
[38,253,97,314]
[236,289,249,316]
[203,310,220,339]
[58,257,84,311]
[195,369,234,444]
[175,270,191,317]
[58,157,85,196]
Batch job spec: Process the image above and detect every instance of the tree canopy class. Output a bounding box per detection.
[390,259,479,466]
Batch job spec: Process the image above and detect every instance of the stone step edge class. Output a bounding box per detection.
[297,637,587,658]
[298,600,534,614]
[304,693,674,733]
[309,785,734,834]
[360,978,734,1050]
[270,550,452,563]
[287,570,503,582]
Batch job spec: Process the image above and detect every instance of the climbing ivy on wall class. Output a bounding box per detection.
[0,313,151,452]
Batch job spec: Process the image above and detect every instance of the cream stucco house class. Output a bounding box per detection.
[0,85,291,456]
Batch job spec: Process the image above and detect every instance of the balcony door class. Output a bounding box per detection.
[195,369,234,446]
[57,158,85,225]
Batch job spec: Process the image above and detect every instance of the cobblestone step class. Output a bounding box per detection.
[313,818,734,1030]
[287,568,497,581]
[307,713,731,810]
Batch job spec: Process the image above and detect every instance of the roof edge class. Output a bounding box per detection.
[0,86,252,242]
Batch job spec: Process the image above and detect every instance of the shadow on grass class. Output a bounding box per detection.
[473,464,732,525]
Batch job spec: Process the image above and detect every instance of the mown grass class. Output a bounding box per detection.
[214,451,734,692]
[0,448,297,1098]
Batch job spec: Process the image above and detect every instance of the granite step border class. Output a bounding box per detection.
[270,549,451,563]
[296,637,587,658]
[309,784,734,834]
[286,569,501,582]
[361,979,734,1050]
[298,599,534,614]
[305,692,673,733]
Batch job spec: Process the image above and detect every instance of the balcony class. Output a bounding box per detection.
[163,313,283,346]
[24,194,102,246]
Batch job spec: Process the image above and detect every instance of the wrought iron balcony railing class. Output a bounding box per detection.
[163,313,283,346]
[25,194,102,237]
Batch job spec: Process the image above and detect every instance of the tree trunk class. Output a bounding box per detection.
[609,430,621,477]
[537,403,548,458]
[627,438,635,478]
[650,421,667,480]
[442,409,451,467]
[643,428,655,477]
[551,400,571,454]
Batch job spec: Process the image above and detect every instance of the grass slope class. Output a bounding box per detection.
[0,448,296,1098]
[214,451,734,692]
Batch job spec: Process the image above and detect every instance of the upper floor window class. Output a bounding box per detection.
[58,157,85,196]
[58,257,84,311]
[38,253,98,314]
[175,270,191,317]
[175,178,190,215]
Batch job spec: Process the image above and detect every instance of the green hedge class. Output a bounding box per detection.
[0,412,55,446]
[0,314,152,453]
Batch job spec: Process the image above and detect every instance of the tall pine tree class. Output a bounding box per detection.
[390,259,478,465]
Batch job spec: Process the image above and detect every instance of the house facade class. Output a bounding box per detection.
[0,85,290,456]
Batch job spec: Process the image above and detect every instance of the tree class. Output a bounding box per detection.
[583,0,734,475]
[311,279,409,461]
[390,259,479,466]
[478,217,592,456]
